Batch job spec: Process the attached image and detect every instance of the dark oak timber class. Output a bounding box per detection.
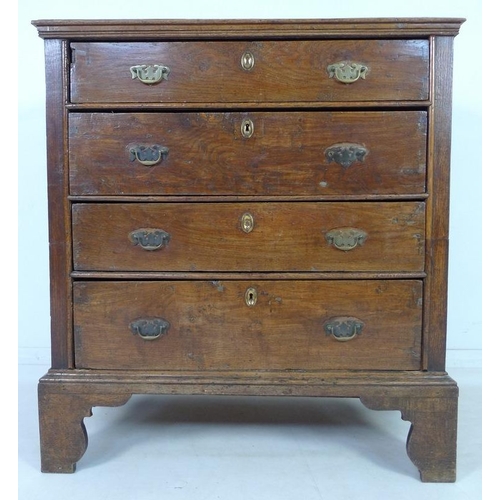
[73,280,422,371]
[72,202,425,272]
[423,36,455,371]
[38,382,131,473]
[361,392,458,482]
[66,100,432,110]
[44,39,73,369]
[70,271,428,280]
[32,18,464,39]
[33,18,463,481]
[39,369,458,479]
[69,111,427,197]
[69,40,429,104]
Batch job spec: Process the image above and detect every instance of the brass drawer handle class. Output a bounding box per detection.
[130,64,170,84]
[130,317,170,340]
[129,228,171,251]
[240,213,254,233]
[241,51,255,71]
[327,61,368,84]
[245,287,258,307]
[325,143,368,168]
[324,316,364,341]
[129,145,169,166]
[325,227,367,251]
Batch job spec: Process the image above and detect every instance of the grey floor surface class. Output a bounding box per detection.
[19,364,481,499]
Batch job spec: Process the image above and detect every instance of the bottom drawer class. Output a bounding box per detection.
[73,280,422,371]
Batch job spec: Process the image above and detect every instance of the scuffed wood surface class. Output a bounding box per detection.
[73,279,422,371]
[69,111,427,196]
[70,40,429,103]
[72,201,425,272]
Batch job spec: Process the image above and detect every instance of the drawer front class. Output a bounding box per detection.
[70,40,429,103]
[69,111,427,196]
[72,202,425,272]
[74,280,422,371]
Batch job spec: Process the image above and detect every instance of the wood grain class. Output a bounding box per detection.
[361,394,458,482]
[73,280,423,371]
[44,39,73,369]
[66,100,432,111]
[38,368,458,476]
[33,18,465,39]
[38,382,131,473]
[423,37,455,371]
[69,111,427,196]
[70,40,429,103]
[33,18,463,480]
[72,201,426,272]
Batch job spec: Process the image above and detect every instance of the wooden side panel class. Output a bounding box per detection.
[69,111,427,196]
[70,40,429,103]
[44,39,73,369]
[423,37,455,371]
[72,202,426,272]
[73,280,423,371]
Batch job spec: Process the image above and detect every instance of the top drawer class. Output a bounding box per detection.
[70,40,429,104]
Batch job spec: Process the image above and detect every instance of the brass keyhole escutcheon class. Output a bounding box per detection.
[241,118,254,139]
[245,287,258,307]
[241,51,255,71]
[240,212,254,233]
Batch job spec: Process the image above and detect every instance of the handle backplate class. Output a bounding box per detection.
[327,61,368,84]
[325,143,368,168]
[129,228,171,251]
[325,227,367,251]
[324,316,364,341]
[129,145,169,166]
[130,64,170,84]
[129,317,170,340]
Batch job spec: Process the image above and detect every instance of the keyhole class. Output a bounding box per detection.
[245,287,258,307]
[241,119,254,138]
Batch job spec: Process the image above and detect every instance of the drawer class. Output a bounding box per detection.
[72,201,425,272]
[74,280,422,371]
[70,40,429,104]
[69,111,427,196]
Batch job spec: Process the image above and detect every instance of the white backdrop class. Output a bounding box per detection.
[18,0,482,366]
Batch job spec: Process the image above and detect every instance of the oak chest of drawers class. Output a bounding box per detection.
[33,18,464,482]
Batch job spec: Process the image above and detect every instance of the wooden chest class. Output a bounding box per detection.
[33,18,464,481]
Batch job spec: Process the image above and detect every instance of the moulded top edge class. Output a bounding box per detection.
[32,18,466,39]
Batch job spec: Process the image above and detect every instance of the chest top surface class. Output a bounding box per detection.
[32,17,465,38]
